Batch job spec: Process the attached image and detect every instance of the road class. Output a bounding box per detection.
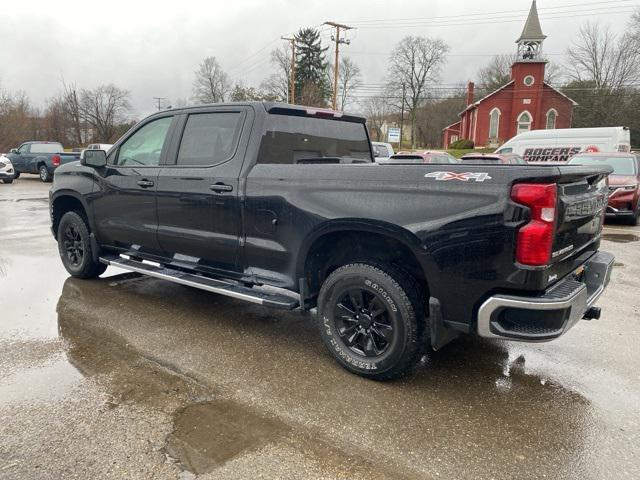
[1,175,639,479]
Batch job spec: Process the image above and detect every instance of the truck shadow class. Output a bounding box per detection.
[57,273,597,479]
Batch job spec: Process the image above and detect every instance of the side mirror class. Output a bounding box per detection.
[80,149,107,168]
[10,148,17,154]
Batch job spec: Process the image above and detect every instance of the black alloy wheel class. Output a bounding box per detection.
[334,288,394,357]
[62,223,84,267]
[317,263,425,380]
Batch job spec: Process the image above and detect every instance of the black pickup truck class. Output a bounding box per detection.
[49,102,614,380]
[7,141,80,182]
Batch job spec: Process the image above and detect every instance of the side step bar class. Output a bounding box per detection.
[99,255,299,310]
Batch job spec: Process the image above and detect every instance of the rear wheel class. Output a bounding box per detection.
[39,165,51,182]
[317,263,425,380]
[57,211,107,279]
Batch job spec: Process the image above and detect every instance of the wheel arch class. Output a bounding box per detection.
[297,219,429,301]
[51,191,93,239]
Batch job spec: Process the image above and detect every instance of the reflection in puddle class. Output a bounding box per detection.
[602,233,639,243]
[0,357,82,404]
[55,274,600,479]
[166,400,288,474]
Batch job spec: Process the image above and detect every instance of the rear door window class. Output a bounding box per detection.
[258,115,372,164]
[176,112,244,166]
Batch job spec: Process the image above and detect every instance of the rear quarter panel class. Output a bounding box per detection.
[243,163,566,325]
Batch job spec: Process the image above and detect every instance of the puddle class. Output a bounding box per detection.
[602,233,639,243]
[0,357,82,405]
[165,400,288,474]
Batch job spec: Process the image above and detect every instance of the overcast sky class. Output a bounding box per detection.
[0,0,636,119]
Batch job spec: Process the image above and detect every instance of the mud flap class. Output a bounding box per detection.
[429,297,460,351]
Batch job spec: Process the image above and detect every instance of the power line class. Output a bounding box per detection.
[350,8,637,29]
[345,0,637,25]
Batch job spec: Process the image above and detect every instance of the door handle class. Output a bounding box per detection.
[137,179,155,188]
[209,183,233,193]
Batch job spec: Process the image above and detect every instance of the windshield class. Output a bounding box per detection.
[30,143,63,154]
[568,155,637,175]
[258,114,372,164]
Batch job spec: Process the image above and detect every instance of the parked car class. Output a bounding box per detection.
[87,143,114,152]
[372,141,394,161]
[7,141,80,182]
[381,150,458,164]
[568,152,640,225]
[461,153,527,164]
[495,126,631,163]
[0,154,15,184]
[50,102,614,380]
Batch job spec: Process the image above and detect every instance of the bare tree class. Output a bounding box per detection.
[260,45,292,102]
[331,57,362,111]
[477,54,517,93]
[565,19,640,137]
[0,88,35,152]
[567,23,640,90]
[192,56,230,104]
[62,82,84,146]
[387,36,449,148]
[362,95,390,142]
[80,84,131,142]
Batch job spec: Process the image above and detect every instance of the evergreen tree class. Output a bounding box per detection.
[294,28,330,106]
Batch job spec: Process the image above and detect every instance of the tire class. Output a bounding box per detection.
[2,179,13,184]
[57,211,107,279]
[317,263,425,380]
[13,172,20,179]
[39,165,52,182]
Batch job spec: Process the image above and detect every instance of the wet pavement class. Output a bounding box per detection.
[1,175,640,479]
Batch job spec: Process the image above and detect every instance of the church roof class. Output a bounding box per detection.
[516,1,547,42]
[457,80,577,117]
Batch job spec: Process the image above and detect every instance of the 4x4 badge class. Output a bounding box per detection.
[424,171,492,182]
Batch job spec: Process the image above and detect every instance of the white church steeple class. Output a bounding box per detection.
[516,1,547,61]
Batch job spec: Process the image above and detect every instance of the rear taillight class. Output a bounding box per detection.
[52,155,61,167]
[511,183,557,266]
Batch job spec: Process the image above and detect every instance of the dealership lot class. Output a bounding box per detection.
[1,177,639,480]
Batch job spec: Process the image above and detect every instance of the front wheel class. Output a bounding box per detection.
[13,172,20,179]
[39,165,52,182]
[57,211,107,279]
[317,263,425,380]
[2,178,13,184]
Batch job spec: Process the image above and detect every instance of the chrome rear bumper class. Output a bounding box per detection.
[477,251,614,341]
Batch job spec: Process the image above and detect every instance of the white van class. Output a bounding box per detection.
[495,126,631,164]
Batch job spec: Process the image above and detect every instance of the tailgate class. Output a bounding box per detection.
[60,153,80,165]
[552,165,610,265]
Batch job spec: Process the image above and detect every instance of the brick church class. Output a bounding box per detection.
[443,0,576,149]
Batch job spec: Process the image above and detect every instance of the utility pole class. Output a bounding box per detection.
[399,83,406,150]
[152,97,166,112]
[281,37,296,105]
[324,21,353,111]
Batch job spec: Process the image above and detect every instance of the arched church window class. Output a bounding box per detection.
[489,108,501,139]
[517,111,532,135]
[546,109,557,129]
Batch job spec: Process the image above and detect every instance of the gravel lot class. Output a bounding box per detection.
[1,175,639,479]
